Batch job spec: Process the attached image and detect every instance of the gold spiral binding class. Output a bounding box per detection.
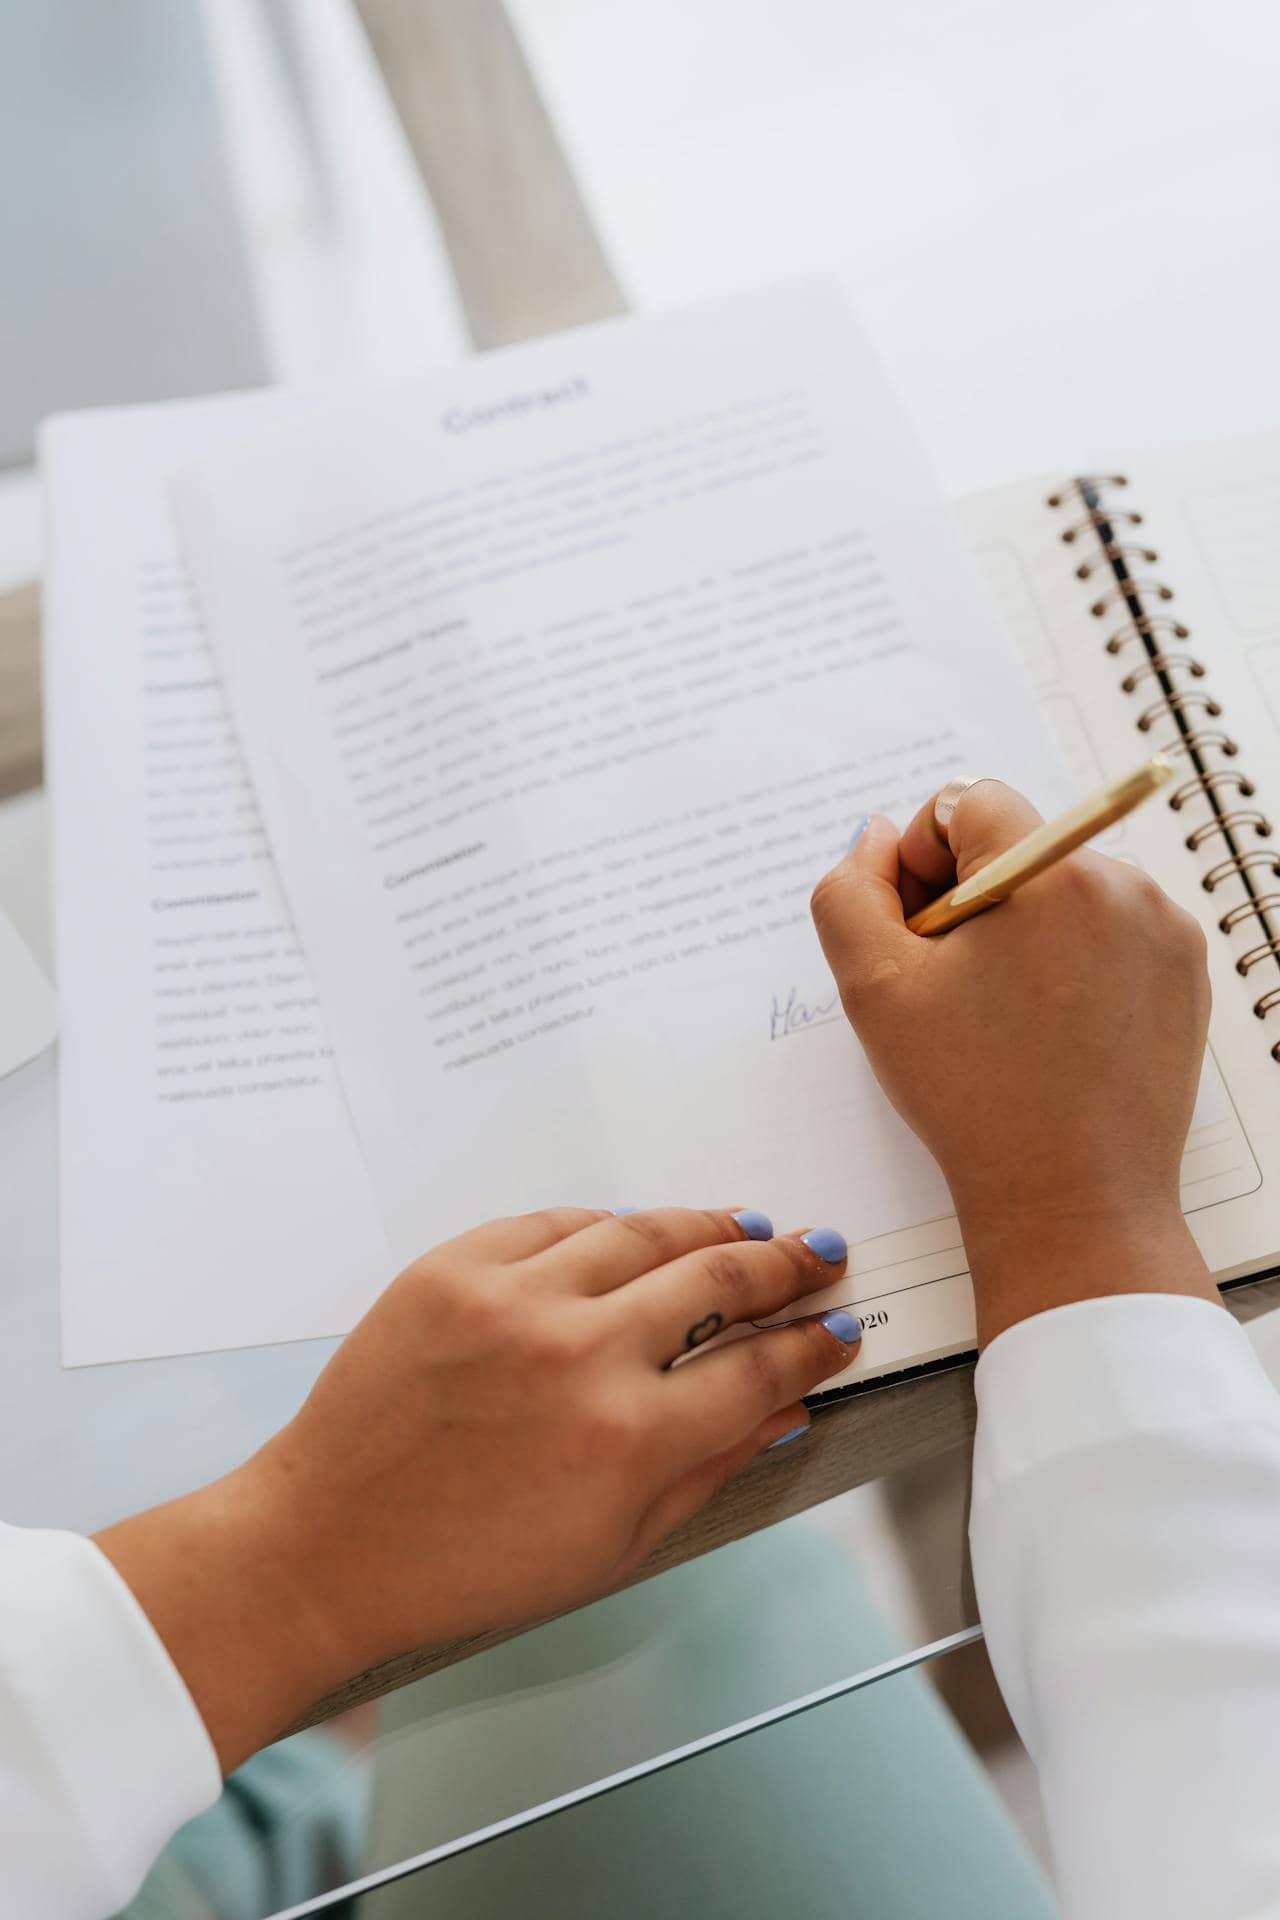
[1047,470,1280,1067]
[1220,893,1280,933]
[1143,729,1243,768]
[1105,614,1190,653]
[1136,690,1222,732]
[1090,577,1175,617]
[1060,506,1144,542]
[1201,850,1280,893]
[1045,475,1128,508]
[1074,544,1159,579]
[1151,730,1239,763]
[1169,768,1253,810]
[1187,811,1272,851]
[1237,937,1280,976]
[1121,653,1205,690]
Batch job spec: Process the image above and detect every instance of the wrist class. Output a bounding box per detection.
[94,1457,345,1774]
[956,1190,1221,1350]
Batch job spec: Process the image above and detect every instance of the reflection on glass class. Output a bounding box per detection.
[123,1477,997,1920]
[279,1639,1057,1920]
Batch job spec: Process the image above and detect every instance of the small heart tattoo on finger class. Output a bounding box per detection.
[685,1312,724,1351]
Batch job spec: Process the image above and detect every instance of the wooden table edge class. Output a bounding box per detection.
[284,1269,1280,1732]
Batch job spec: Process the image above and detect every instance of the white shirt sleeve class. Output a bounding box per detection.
[970,1294,1280,1920]
[0,1523,220,1920]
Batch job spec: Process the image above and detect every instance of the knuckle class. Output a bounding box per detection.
[522,1308,586,1371]
[697,1244,755,1306]
[801,1319,849,1380]
[839,960,907,1038]
[534,1205,604,1237]
[1051,855,1111,912]
[832,959,874,1020]
[398,1251,446,1297]
[613,1210,676,1259]
[832,976,862,1021]
[775,1235,825,1291]
[1126,867,1174,922]
[833,960,866,1008]
[585,1393,646,1458]
[616,1207,734,1268]
[1113,864,1166,906]
[809,869,841,924]
[741,1333,783,1404]
[1053,855,1167,930]
[431,1284,508,1357]
[1047,859,1210,978]
[420,1255,488,1309]
[853,948,909,1004]
[1111,865,1206,964]
[1172,901,1208,962]
[961,778,1014,819]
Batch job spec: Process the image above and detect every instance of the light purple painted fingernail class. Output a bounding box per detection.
[612,1207,641,1216]
[848,815,872,851]
[802,1226,848,1264]
[733,1209,774,1241]
[820,1309,863,1345]
[768,1423,808,1451]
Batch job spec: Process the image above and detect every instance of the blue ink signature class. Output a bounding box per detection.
[769,985,843,1041]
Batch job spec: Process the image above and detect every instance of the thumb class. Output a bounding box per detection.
[810,813,913,990]
[899,778,1045,897]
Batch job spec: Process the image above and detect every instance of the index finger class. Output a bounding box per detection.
[522,1205,774,1296]
[809,812,919,999]
[434,1207,610,1266]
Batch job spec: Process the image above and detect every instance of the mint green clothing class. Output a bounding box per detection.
[122,1517,1057,1918]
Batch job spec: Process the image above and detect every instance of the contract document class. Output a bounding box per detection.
[172,283,1071,1379]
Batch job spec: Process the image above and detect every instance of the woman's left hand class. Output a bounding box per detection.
[96,1206,859,1770]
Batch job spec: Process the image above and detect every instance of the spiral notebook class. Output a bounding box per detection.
[813,431,1280,1392]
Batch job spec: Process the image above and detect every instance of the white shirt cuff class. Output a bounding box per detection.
[972,1291,1280,1501]
[0,1524,221,1916]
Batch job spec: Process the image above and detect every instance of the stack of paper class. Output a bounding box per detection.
[44,282,1069,1372]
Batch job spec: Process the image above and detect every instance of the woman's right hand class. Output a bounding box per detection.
[810,779,1221,1345]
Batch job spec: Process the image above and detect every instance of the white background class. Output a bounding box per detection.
[511,0,1280,493]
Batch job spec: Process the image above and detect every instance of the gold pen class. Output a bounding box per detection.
[906,754,1174,938]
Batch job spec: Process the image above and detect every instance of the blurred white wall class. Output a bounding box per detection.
[511,0,1280,492]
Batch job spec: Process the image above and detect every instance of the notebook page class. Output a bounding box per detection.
[43,398,389,1366]
[175,282,1073,1386]
[958,433,1280,1285]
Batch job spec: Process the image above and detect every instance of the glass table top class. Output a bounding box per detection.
[121,1500,1011,1920]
